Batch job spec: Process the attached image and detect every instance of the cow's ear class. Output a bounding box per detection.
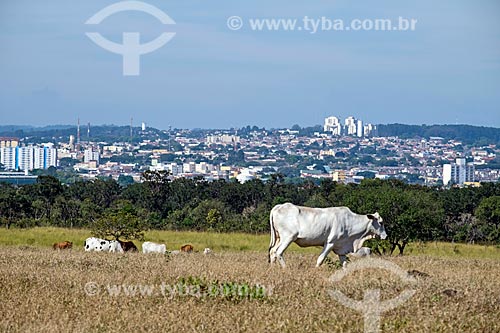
[367,214,375,220]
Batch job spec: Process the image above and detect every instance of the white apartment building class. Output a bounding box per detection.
[0,147,16,170]
[183,162,196,173]
[0,145,57,171]
[195,161,213,173]
[206,134,240,145]
[33,147,45,169]
[443,158,475,186]
[345,116,357,136]
[364,124,376,137]
[356,119,363,137]
[324,116,342,135]
[166,163,182,176]
[84,147,100,164]
[324,116,376,137]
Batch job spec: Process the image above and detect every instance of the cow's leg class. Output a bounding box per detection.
[316,243,334,267]
[275,237,294,268]
[339,255,348,269]
[269,240,280,264]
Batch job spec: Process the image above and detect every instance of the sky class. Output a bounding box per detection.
[1,0,499,129]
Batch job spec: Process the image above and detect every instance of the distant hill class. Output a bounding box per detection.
[376,124,500,145]
[0,125,167,144]
[1,123,499,146]
[0,125,73,133]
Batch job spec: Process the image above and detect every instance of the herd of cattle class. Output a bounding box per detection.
[52,238,212,255]
[51,203,386,267]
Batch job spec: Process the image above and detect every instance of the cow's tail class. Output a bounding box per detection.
[268,209,278,263]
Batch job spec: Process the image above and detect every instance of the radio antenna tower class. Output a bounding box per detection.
[130,117,133,140]
[168,125,172,151]
[77,118,81,144]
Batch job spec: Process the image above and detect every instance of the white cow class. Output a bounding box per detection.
[84,237,123,253]
[142,241,166,254]
[268,203,386,268]
[203,248,212,255]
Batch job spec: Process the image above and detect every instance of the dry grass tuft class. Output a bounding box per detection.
[0,247,499,332]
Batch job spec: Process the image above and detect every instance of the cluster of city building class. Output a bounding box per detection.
[324,116,376,137]
[0,138,57,172]
[0,118,498,187]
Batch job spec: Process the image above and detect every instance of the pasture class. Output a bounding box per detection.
[0,228,499,332]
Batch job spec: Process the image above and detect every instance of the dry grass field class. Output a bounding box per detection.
[1,227,499,258]
[1,243,499,333]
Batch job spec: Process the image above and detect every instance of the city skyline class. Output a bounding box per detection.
[1,0,499,129]
[2,115,500,132]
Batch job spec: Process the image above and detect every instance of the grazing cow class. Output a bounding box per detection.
[180,244,193,253]
[142,241,166,254]
[53,241,73,250]
[118,240,138,252]
[203,248,212,255]
[268,203,387,268]
[84,237,123,253]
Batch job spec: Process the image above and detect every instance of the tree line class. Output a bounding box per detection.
[377,124,500,145]
[0,171,499,254]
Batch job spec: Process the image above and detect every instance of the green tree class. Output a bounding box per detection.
[475,196,500,242]
[0,184,30,228]
[344,180,444,255]
[80,198,103,225]
[32,175,64,220]
[91,200,145,241]
[51,196,82,228]
[117,175,135,187]
[190,200,229,231]
[206,208,223,231]
[304,193,330,208]
[86,178,121,208]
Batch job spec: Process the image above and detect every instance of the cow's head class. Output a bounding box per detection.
[367,212,387,239]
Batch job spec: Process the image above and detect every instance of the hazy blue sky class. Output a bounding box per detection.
[1,0,499,129]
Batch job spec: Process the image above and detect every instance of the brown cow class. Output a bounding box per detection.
[53,241,73,250]
[180,244,193,253]
[118,240,138,252]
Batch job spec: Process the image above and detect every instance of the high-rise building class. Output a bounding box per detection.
[345,116,357,136]
[12,146,33,170]
[364,124,376,137]
[356,119,363,137]
[43,146,57,169]
[443,158,475,186]
[323,116,375,137]
[0,145,57,171]
[324,116,342,135]
[0,147,16,170]
[84,147,100,165]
